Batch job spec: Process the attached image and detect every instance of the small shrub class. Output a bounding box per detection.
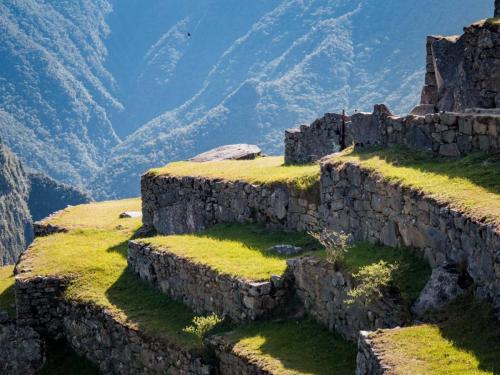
[309,229,353,265]
[347,261,399,305]
[182,313,222,339]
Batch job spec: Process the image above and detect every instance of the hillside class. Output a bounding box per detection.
[0,144,32,266]
[0,0,492,199]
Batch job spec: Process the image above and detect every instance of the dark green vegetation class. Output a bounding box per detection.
[142,223,320,281]
[335,147,500,225]
[222,318,357,375]
[38,340,100,375]
[371,295,500,374]
[0,265,15,316]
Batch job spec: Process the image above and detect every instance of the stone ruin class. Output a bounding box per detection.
[2,3,500,375]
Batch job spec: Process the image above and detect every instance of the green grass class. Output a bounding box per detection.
[21,199,203,350]
[0,265,15,316]
[219,318,356,375]
[39,340,100,375]
[148,156,320,193]
[140,224,320,281]
[333,147,500,225]
[370,296,500,374]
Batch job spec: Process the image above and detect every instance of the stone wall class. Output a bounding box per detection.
[284,113,344,165]
[15,274,212,374]
[320,160,500,310]
[206,335,271,375]
[287,257,409,341]
[418,21,500,112]
[142,174,320,235]
[285,105,500,164]
[128,241,289,322]
[0,311,45,375]
[355,331,391,375]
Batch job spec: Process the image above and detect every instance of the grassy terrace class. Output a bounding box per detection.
[333,147,500,226]
[148,156,320,192]
[369,296,500,375]
[220,318,356,375]
[0,265,15,316]
[140,224,320,281]
[20,199,203,350]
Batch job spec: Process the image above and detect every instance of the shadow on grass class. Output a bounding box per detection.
[430,295,500,374]
[0,284,15,317]
[38,339,100,375]
[349,146,500,196]
[227,319,357,375]
[104,267,202,351]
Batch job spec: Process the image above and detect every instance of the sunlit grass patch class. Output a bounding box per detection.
[22,198,202,350]
[148,156,320,193]
[140,224,320,281]
[333,147,500,225]
[219,318,356,375]
[369,296,500,374]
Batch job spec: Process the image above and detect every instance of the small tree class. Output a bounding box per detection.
[183,313,222,339]
[309,229,353,265]
[347,261,399,305]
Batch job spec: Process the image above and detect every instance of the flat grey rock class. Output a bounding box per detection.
[189,144,261,162]
[119,211,142,218]
[269,244,303,256]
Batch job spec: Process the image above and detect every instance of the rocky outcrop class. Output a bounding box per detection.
[0,144,33,266]
[285,106,500,163]
[128,241,290,322]
[496,0,500,17]
[288,257,409,341]
[320,160,500,310]
[418,20,500,112]
[141,174,320,235]
[189,144,262,162]
[27,172,91,222]
[0,312,45,375]
[15,274,212,374]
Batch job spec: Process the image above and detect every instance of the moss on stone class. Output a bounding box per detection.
[333,146,500,226]
[148,156,320,193]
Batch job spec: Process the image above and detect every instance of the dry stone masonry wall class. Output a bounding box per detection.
[287,257,409,341]
[15,274,212,374]
[285,105,500,164]
[128,241,290,322]
[320,160,500,310]
[142,174,320,235]
[355,331,392,375]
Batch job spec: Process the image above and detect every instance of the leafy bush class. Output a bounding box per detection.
[309,229,353,265]
[182,313,222,339]
[347,261,399,304]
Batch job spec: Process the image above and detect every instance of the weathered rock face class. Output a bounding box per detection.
[411,266,466,317]
[496,0,500,17]
[141,174,320,235]
[0,144,33,266]
[128,241,290,322]
[320,160,500,310]
[288,257,409,341]
[189,144,262,162]
[285,106,500,164]
[419,21,500,112]
[0,312,45,375]
[15,274,212,375]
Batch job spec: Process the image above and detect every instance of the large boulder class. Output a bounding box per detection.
[189,144,262,162]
